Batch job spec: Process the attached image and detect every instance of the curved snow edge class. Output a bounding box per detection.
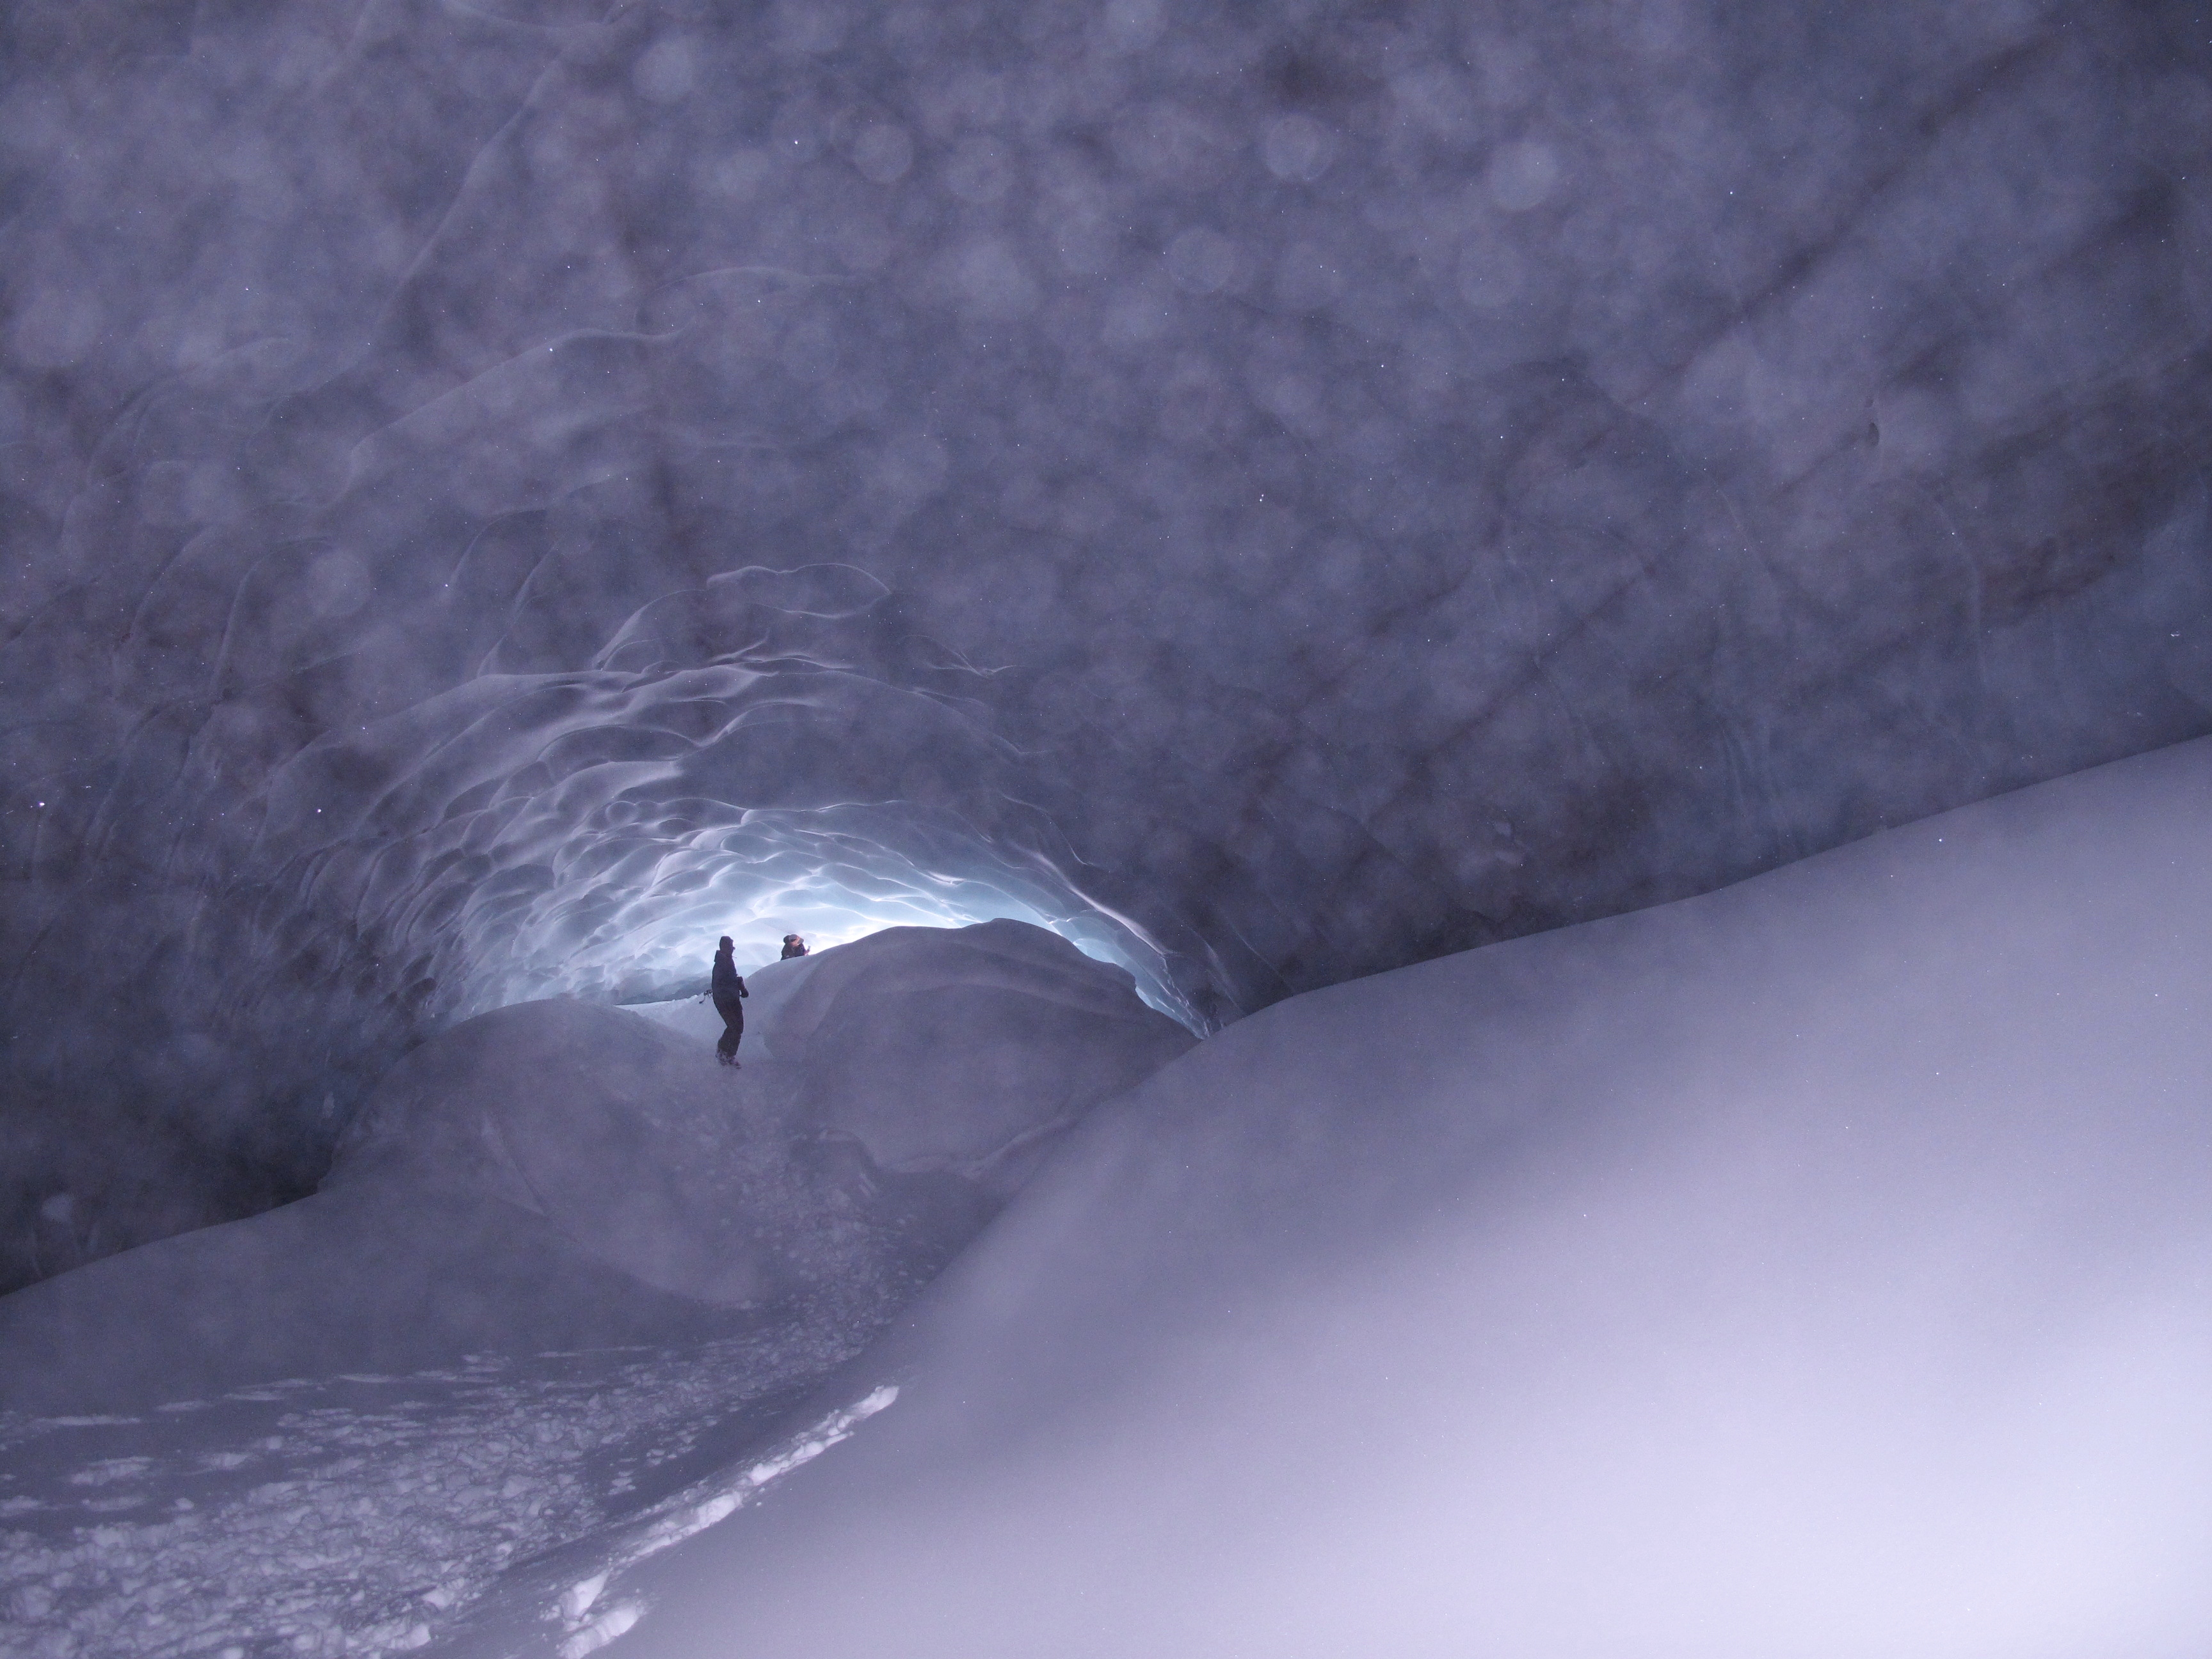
[545,1385,899,1658]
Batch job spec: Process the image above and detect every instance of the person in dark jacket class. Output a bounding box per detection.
[711,936,748,1066]
[780,933,808,959]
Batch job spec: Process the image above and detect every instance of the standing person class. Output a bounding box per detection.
[780,933,809,960]
[711,936,748,1066]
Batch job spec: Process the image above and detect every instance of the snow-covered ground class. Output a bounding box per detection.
[593,737,2212,1658]
[0,1334,874,1658]
[12,746,2212,1655]
[0,922,1188,1658]
[623,923,1195,1183]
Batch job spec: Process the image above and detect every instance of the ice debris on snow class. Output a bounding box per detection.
[544,1385,899,1653]
[0,1334,873,1658]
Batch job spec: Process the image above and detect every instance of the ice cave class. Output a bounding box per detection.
[1,1,2208,1654]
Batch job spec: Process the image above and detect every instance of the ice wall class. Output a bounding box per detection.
[1,554,1190,1292]
[5,0,2211,1285]
[590,736,2212,1659]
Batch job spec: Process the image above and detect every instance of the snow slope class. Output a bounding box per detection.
[0,921,1190,1657]
[623,920,1197,1185]
[580,738,2212,1659]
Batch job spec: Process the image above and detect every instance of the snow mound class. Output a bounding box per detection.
[0,921,1191,1416]
[593,739,2212,1658]
[623,920,1197,1182]
[327,997,799,1308]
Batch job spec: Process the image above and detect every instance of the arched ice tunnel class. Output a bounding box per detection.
[4,1,2212,1653]
[6,0,2209,1288]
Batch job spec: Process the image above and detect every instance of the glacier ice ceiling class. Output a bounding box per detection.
[3,0,2211,1289]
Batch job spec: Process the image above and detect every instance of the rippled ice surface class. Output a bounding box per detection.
[0,1326,870,1658]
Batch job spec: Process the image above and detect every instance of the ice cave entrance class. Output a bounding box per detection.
[440,808,1197,1029]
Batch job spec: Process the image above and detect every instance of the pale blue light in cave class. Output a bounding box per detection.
[598,860,1169,1006]
[449,799,1190,1023]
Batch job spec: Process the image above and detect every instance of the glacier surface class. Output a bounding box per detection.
[590,737,2209,1659]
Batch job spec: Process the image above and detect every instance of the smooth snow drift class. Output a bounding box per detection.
[625,920,1195,1185]
[0,920,1191,1657]
[579,738,2212,1659]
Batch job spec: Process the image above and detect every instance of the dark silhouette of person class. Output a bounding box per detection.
[711,936,748,1066]
[780,933,809,959]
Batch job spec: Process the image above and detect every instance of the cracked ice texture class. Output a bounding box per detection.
[4,0,2212,1280]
